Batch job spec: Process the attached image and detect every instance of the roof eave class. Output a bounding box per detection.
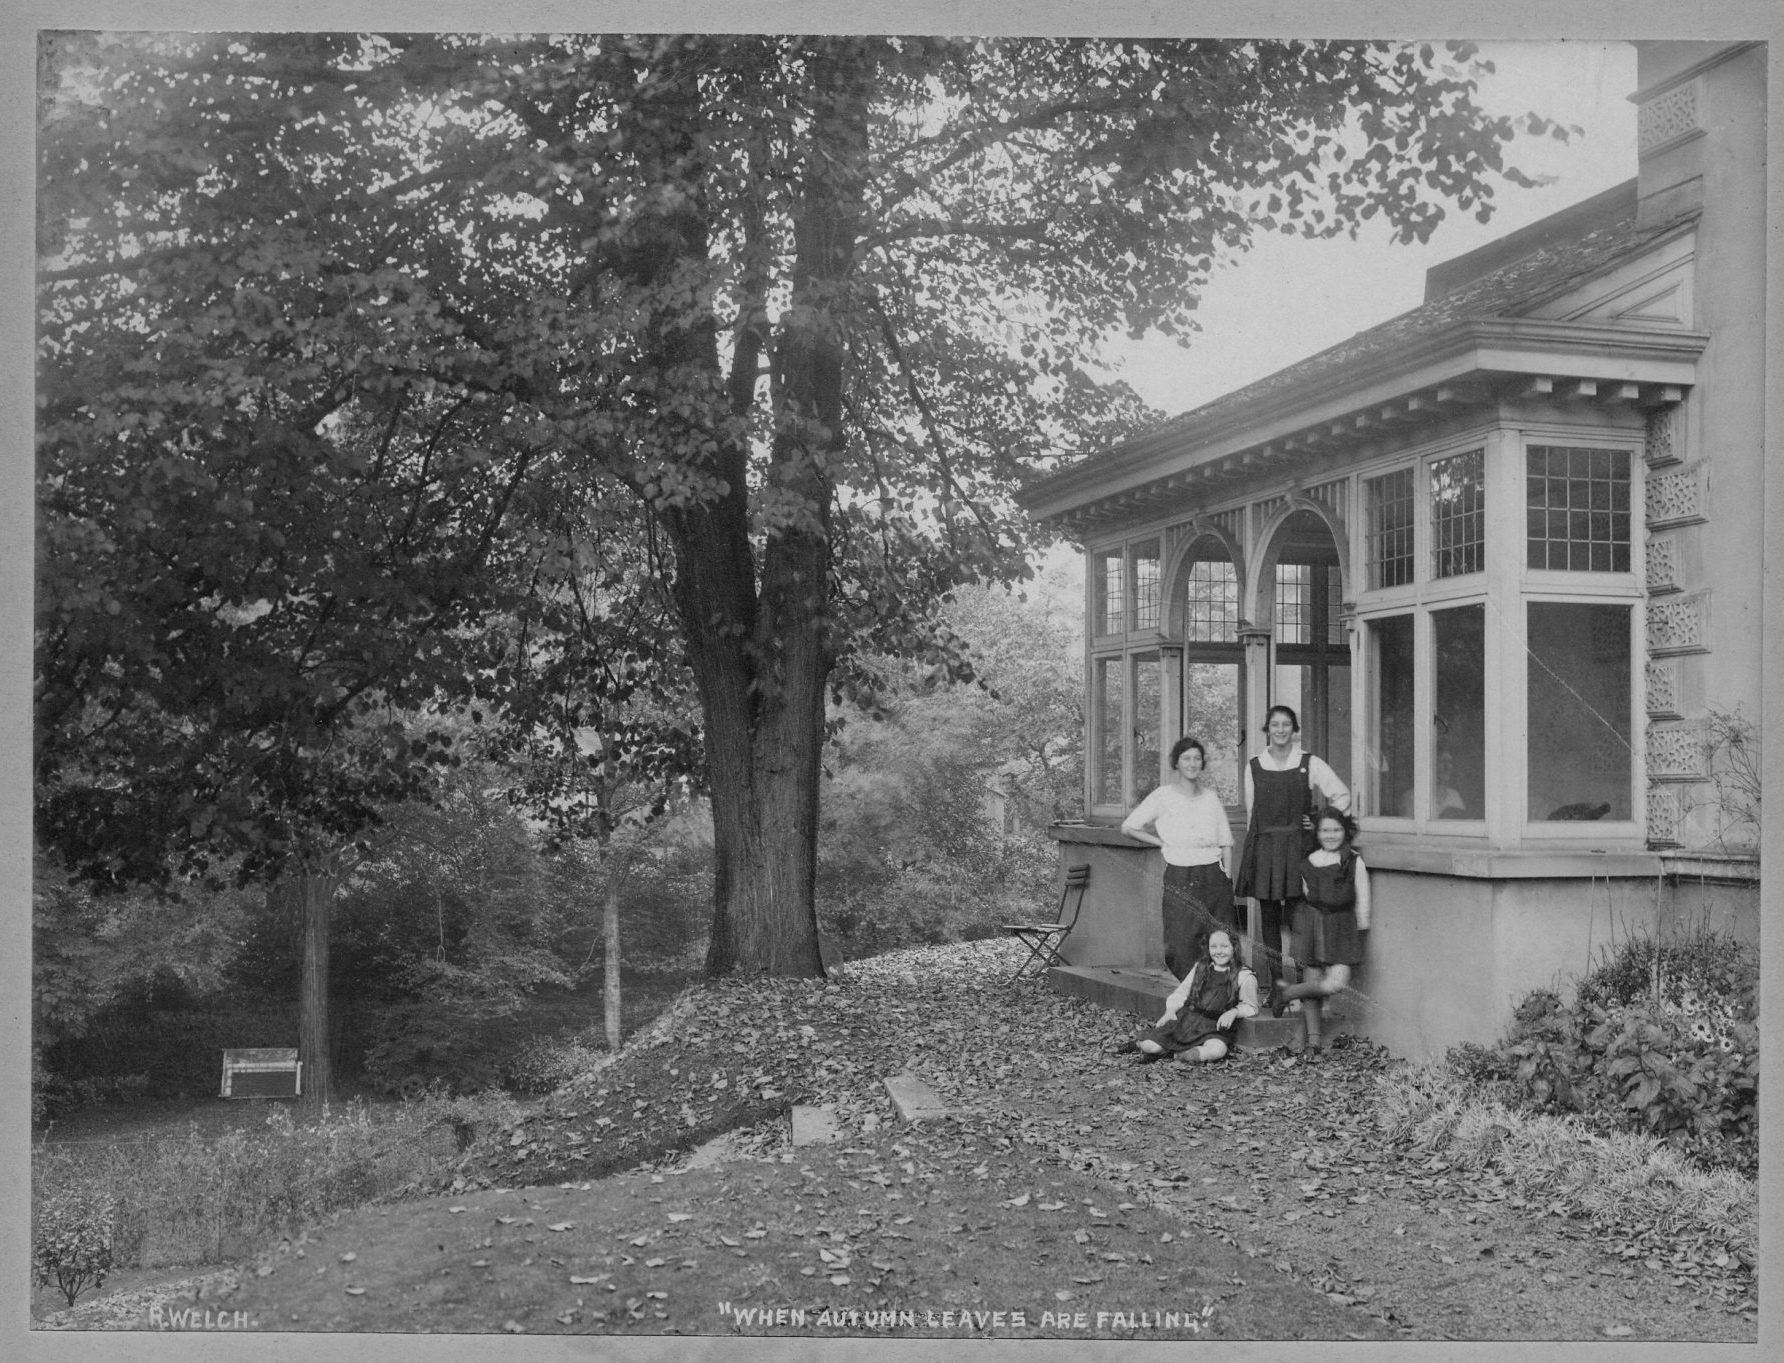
[1019,319,1707,523]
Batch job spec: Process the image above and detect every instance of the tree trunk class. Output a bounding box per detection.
[295,868,339,1114]
[603,871,622,1050]
[687,50,865,978]
[613,41,864,977]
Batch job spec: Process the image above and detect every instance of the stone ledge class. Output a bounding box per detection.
[1046,965,1348,1049]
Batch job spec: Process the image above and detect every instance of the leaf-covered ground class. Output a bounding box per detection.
[42,940,1758,1340]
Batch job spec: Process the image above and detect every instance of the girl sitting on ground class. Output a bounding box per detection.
[1118,928,1259,1064]
[1270,810,1371,1057]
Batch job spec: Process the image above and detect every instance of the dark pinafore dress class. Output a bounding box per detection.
[1138,961,1254,1055]
[1235,754,1314,901]
[1293,852,1365,966]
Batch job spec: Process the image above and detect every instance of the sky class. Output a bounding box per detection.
[1100,40,1640,417]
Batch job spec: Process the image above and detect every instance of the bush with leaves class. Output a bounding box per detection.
[1463,924,1758,1176]
[33,1189,115,1307]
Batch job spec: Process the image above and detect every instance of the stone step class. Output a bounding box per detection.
[1046,963,1350,1049]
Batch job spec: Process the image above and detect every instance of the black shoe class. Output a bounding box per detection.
[1137,1047,1170,1064]
[1114,1039,1140,1055]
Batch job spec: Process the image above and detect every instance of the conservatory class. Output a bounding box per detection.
[1018,41,1764,1056]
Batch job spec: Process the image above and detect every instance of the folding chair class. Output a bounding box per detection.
[1004,864,1090,982]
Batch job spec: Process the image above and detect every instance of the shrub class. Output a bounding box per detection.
[1475,924,1758,1176]
[1442,1041,1512,1086]
[33,1189,115,1307]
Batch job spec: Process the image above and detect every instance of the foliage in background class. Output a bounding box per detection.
[818,682,1057,957]
[1445,922,1758,1177]
[37,765,716,1106]
[933,547,1086,827]
[37,31,1568,983]
[32,855,260,1123]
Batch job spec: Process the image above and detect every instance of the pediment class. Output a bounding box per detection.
[1525,231,1695,328]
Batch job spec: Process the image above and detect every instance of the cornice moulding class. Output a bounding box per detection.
[1020,320,1706,520]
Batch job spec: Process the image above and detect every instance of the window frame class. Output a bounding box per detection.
[1348,426,1643,847]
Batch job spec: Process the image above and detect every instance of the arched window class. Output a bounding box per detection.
[1180,539,1244,804]
[1268,510,1351,791]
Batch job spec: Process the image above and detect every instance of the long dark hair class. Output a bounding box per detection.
[1313,808,1361,876]
[1198,928,1251,977]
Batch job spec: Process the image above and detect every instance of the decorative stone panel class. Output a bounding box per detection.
[1644,536,1680,594]
[1644,660,1682,720]
[1638,78,1705,158]
[1643,405,1681,468]
[1646,786,1685,846]
[1646,592,1709,656]
[1644,462,1707,528]
[1647,720,1708,781]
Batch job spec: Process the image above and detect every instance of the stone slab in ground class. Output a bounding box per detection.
[882,1073,956,1122]
[788,1104,841,1146]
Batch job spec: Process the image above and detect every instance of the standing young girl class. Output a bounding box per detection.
[1233,704,1349,983]
[1270,810,1370,1056]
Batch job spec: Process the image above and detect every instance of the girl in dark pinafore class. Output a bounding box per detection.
[1117,928,1258,1064]
[1270,810,1371,1056]
[1233,705,1349,985]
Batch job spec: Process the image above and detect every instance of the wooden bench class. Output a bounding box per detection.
[220,1047,302,1099]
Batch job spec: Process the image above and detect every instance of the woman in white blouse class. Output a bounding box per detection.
[1121,737,1237,978]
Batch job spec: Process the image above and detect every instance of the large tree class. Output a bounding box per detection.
[38,33,1560,989]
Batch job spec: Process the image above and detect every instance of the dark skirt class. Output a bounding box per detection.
[1136,1008,1233,1056]
[1234,826,1308,902]
[1292,902,1364,966]
[1161,862,1237,978]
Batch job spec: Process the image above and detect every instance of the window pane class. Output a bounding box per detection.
[1526,446,1632,573]
[1134,653,1161,801]
[1432,605,1485,819]
[1132,540,1161,631]
[1366,468,1415,589]
[1527,604,1632,821]
[1184,556,1238,642]
[1093,550,1125,635]
[1093,656,1123,805]
[1431,448,1485,577]
[1276,660,1351,792]
[1186,662,1242,804]
[1275,562,1310,645]
[1367,615,1416,817]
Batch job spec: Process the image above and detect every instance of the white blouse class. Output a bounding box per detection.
[1121,783,1233,867]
